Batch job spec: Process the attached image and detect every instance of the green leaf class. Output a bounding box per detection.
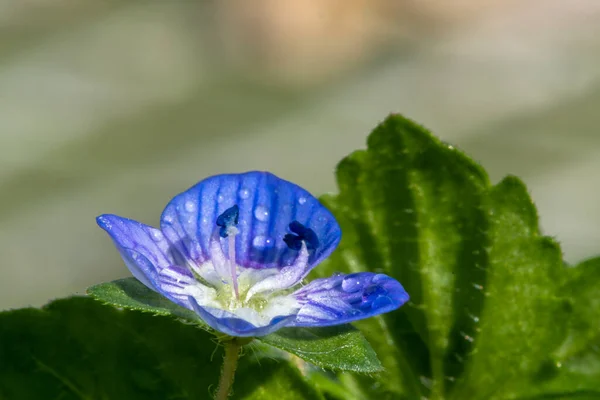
[314,115,492,399]
[558,257,600,361]
[313,114,584,399]
[87,277,206,326]
[88,277,382,373]
[304,370,363,400]
[452,178,569,400]
[517,257,600,399]
[260,325,382,373]
[0,297,321,399]
[236,361,325,400]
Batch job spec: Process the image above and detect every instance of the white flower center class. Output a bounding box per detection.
[187,261,300,327]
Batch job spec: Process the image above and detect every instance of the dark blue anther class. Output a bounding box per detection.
[216,205,239,238]
[283,221,319,251]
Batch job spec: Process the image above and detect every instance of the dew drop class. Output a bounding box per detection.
[151,231,164,241]
[362,284,386,301]
[331,272,343,277]
[217,194,225,203]
[342,275,368,293]
[298,197,307,205]
[239,188,250,199]
[98,217,111,229]
[164,214,174,223]
[184,200,196,212]
[252,236,274,248]
[347,308,361,316]
[361,285,389,309]
[372,273,388,284]
[254,205,269,221]
[371,295,394,309]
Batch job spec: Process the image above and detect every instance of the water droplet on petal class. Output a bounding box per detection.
[298,197,307,205]
[342,275,368,293]
[254,205,269,221]
[184,200,196,212]
[362,284,387,303]
[372,295,394,309]
[347,308,361,316]
[252,236,274,248]
[217,194,225,203]
[239,188,250,199]
[331,272,343,277]
[372,273,389,284]
[151,231,164,241]
[164,214,174,223]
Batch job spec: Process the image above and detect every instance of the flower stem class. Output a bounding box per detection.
[215,339,243,400]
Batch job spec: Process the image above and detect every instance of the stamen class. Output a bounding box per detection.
[216,205,239,238]
[283,221,319,251]
[245,221,317,301]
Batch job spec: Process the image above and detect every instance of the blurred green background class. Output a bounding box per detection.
[1,0,600,310]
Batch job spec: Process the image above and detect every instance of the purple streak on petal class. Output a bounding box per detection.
[290,272,409,327]
[153,265,203,310]
[159,171,341,270]
[97,214,179,289]
[188,298,295,337]
[117,248,160,291]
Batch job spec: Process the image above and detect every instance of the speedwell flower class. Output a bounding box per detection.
[97,171,409,337]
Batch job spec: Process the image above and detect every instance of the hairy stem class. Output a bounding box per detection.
[215,339,243,400]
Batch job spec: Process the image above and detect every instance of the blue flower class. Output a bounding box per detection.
[97,171,409,337]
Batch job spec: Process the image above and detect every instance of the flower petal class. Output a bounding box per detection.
[119,248,160,291]
[154,265,214,309]
[97,214,179,289]
[290,272,409,327]
[160,171,341,270]
[188,298,296,337]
